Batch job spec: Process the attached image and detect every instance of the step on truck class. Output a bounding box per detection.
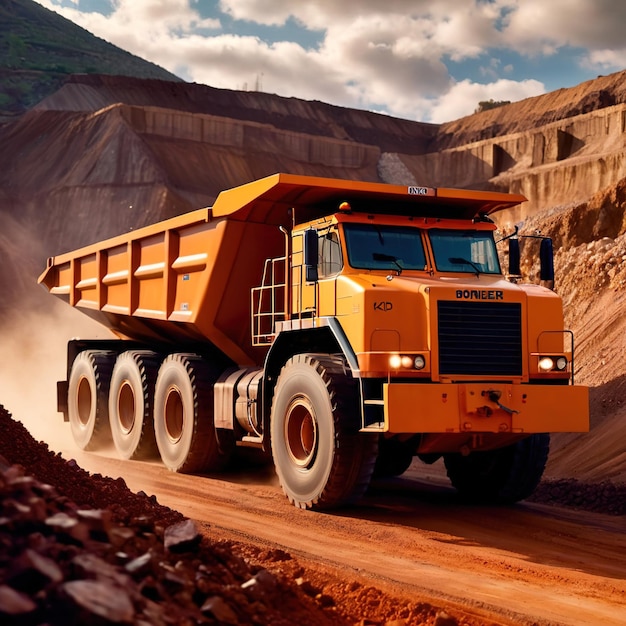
[39,173,589,509]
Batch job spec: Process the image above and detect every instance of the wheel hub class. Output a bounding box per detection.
[285,397,318,468]
[117,380,136,434]
[76,376,92,426]
[164,386,184,443]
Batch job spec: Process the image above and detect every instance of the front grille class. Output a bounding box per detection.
[437,301,522,376]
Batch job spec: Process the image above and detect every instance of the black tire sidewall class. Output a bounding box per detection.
[271,359,336,507]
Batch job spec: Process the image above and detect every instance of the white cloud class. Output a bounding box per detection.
[428,78,545,124]
[583,49,626,73]
[500,0,626,55]
[174,35,346,102]
[37,0,219,42]
[33,0,620,123]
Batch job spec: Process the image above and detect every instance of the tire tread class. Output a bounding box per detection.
[273,353,378,510]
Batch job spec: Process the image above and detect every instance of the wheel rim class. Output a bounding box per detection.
[117,381,136,434]
[284,397,318,468]
[76,376,92,426]
[164,386,184,443]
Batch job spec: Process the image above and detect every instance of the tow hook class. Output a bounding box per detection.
[484,390,519,415]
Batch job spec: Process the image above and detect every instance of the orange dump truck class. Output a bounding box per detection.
[39,173,589,509]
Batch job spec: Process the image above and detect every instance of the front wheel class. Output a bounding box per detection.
[154,353,232,473]
[443,433,550,504]
[270,353,378,510]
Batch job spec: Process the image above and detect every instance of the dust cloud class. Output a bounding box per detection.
[0,298,111,453]
[0,289,281,486]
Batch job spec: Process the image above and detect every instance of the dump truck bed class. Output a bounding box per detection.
[39,173,526,365]
[38,205,285,365]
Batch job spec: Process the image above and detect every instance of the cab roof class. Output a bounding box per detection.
[211,172,526,225]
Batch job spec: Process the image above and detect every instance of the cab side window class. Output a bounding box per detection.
[319,229,342,277]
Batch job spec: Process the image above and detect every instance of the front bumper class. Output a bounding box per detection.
[376,381,589,434]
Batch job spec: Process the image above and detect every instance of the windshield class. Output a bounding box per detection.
[343,223,427,271]
[429,229,501,274]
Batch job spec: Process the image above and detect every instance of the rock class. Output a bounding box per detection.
[8,549,63,591]
[0,584,36,616]
[163,519,200,553]
[295,576,320,597]
[316,592,335,608]
[241,568,279,600]
[77,508,112,538]
[200,595,238,624]
[434,611,459,626]
[124,552,152,575]
[61,579,134,623]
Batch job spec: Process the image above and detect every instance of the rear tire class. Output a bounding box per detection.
[108,350,160,460]
[154,353,232,473]
[373,437,414,478]
[444,433,550,503]
[67,350,115,450]
[270,353,378,510]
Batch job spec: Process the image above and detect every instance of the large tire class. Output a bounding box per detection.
[154,353,232,474]
[443,433,550,504]
[270,353,378,510]
[108,350,160,460]
[67,350,115,451]
[373,437,414,478]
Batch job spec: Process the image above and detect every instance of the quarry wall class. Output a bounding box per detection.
[391,104,626,228]
[3,72,626,254]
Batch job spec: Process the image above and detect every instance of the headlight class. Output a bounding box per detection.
[538,355,569,372]
[414,355,426,370]
[389,354,427,370]
[389,354,402,369]
[538,357,554,372]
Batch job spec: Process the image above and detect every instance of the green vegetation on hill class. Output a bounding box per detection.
[0,0,182,121]
[474,99,511,114]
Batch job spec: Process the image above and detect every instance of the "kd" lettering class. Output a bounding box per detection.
[374,301,393,311]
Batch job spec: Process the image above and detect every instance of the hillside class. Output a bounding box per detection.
[0,0,181,122]
[433,70,626,150]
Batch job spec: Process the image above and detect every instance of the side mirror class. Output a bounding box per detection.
[540,238,554,286]
[304,228,319,283]
[508,238,521,276]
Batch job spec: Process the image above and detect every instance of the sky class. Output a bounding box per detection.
[33,0,626,124]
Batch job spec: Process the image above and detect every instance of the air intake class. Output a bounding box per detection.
[438,301,522,376]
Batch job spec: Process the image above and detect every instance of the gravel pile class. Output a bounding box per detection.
[0,405,471,626]
[0,407,343,625]
[529,478,626,515]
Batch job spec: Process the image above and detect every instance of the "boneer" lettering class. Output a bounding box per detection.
[455,289,504,300]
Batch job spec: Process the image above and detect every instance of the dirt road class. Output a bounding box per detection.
[56,444,626,626]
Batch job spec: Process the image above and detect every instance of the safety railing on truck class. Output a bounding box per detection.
[251,256,287,346]
[251,251,317,346]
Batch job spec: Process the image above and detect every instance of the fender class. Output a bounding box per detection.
[259,317,361,447]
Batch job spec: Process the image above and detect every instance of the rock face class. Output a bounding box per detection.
[33,74,438,154]
[2,71,626,258]
[434,72,626,149]
[400,103,626,224]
